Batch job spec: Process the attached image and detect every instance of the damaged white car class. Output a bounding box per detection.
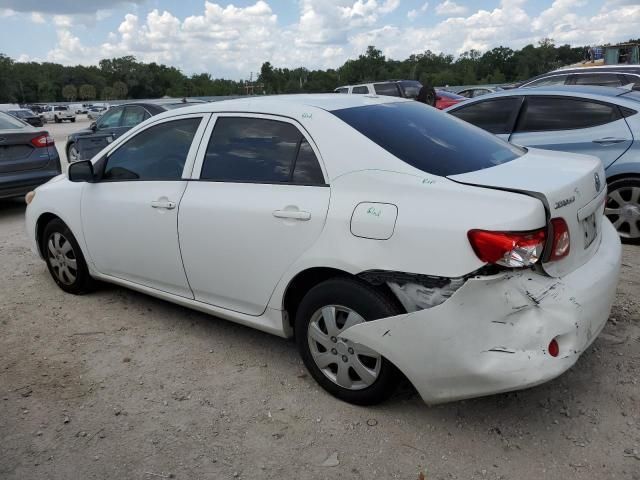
[25,95,621,405]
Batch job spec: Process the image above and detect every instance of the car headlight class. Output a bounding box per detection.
[25,191,36,205]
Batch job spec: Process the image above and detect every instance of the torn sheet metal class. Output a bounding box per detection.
[341,220,621,404]
[387,278,466,312]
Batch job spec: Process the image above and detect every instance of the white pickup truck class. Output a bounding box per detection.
[41,105,76,123]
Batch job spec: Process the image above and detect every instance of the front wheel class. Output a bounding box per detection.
[605,177,640,244]
[54,116,60,123]
[67,143,79,163]
[71,118,76,123]
[295,277,402,405]
[42,219,95,294]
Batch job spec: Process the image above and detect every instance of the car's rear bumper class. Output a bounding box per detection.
[0,167,62,199]
[341,218,622,404]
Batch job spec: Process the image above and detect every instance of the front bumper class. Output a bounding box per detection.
[342,219,622,404]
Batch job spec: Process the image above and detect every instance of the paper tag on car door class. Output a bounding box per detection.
[106,135,114,143]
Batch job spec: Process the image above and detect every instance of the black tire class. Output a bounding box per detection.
[295,277,402,405]
[71,118,76,123]
[42,218,95,294]
[54,116,60,124]
[606,177,640,245]
[416,84,436,107]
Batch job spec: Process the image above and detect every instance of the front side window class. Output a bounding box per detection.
[121,106,148,127]
[373,83,401,97]
[524,74,569,87]
[352,86,369,94]
[573,73,622,87]
[333,102,524,177]
[335,88,348,94]
[98,108,123,129]
[102,118,201,181]
[449,97,521,134]
[516,97,621,132]
[201,117,324,185]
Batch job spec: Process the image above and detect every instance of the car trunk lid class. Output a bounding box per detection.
[0,129,52,174]
[448,148,607,277]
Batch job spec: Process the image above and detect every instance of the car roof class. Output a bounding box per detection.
[450,85,631,102]
[551,64,640,73]
[160,94,410,117]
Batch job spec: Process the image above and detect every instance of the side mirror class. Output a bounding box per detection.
[89,122,97,131]
[68,160,95,183]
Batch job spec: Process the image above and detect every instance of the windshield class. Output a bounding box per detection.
[0,111,27,129]
[54,106,68,111]
[332,101,524,177]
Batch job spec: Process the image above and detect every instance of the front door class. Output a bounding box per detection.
[81,114,207,297]
[178,114,330,315]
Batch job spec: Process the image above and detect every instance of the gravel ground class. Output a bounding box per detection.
[1,195,639,479]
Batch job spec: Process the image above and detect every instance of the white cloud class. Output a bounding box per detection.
[32,0,640,79]
[408,2,428,20]
[30,11,44,23]
[435,0,468,16]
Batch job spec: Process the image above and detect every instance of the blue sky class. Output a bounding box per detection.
[0,0,638,78]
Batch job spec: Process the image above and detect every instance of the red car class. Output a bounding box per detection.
[435,90,467,110]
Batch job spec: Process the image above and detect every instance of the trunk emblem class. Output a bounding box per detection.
[594,173,601,193]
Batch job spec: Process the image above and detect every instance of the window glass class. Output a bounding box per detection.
[54,106,68,111]
[457,90,472,98]
[121,106,147,127]
[352,86,369,94]
[373,83,401,97]
[292,139,324,184]
[98,108,123,129]
[573,73,622,87]
[201,117,301,183]
[399,81,422,99]
[524,74,568,87]
[333,102,523,177]
[335,88,348,94]
[516,97,621,132]
[103,118,200,181]
[449,97,521,134]
[0,111,26,129]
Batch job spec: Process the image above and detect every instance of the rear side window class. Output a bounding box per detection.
[449,97,521,134]
[103,118,200,181]
[352,86,369,94]
[524,74,568,87]
[332,102,524,177]
[572,73,622,87]
[516,97,621,132]
[201,117,324,185]
[335,88,348,94]
[374,83,401,97]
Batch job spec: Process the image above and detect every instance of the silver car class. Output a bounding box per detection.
[446,85,640,243]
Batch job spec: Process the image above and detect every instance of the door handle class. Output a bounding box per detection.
[273,210,311,221]
[592,137,626,145]
[151,200,176,210]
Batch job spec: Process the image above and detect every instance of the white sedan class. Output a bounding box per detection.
[25,94,621,405]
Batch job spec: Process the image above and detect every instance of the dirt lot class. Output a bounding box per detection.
[0,195,639,480]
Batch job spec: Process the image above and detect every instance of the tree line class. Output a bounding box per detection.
[0,39,634,103]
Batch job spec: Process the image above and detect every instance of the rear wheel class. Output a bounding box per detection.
[605,177,640,244]
[295,277,401,405]
[54,116,60,123]
[42,219,95,294]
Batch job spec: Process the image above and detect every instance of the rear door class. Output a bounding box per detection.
[178,114,330,316]
[509,96,633,168]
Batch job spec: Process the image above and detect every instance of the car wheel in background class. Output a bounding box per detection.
[605,177,640,244]
[54,116,60,123]
[295,277,402,405]
[42,219,95,294]
[71,118,76,123]
[67,143,79,163]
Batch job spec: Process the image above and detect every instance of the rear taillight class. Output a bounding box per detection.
[549,217,570,261]
[468,228,546,268]
[30,134,55,148]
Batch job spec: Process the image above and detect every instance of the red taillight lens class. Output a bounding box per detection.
[468,228,546,268]
[549,218,570,261]
[30,134,55,148]
[548,338,559,357]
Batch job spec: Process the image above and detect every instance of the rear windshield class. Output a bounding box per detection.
[332,101,524,177]
[0,111,27,129]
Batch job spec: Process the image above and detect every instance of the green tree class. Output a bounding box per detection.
[101,86,114,100]
[112,81,128,99]
[79,84,96,100]
[62,84,77,101]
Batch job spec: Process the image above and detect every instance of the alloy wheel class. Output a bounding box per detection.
[605,186,640,239]
[47,232,78,285]
[68,145,79,162]
[307,305,381,391]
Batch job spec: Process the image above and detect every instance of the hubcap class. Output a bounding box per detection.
[69,146,79,162]
[605,186,640,239]
[307,305,381,390]
[47,232,78,285]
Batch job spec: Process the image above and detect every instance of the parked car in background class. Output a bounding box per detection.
[435,90,467,109]
[0,111,61,199]
[66,99,206,162]
[455,87,499,98]
[86,106,106,120]
[69,104,89,114]
[504,65,640,89]
[446,85,640,243]
[26,95,620,406]
[334,80,436,106]
[7,109,44,127]
[42,105,76,123]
